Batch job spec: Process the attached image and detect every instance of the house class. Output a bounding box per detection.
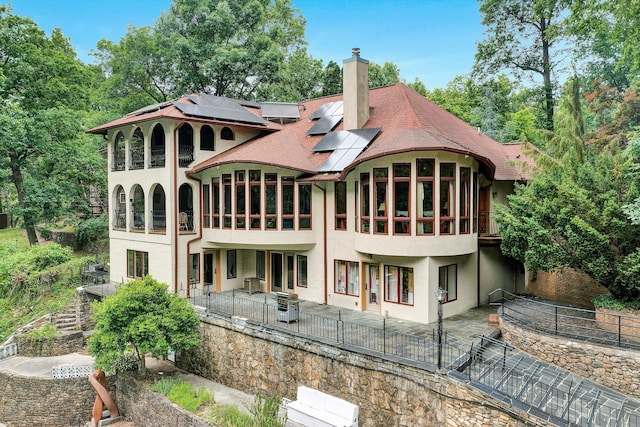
[87,49,528,324]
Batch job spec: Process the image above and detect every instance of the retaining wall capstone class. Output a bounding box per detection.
[177,314,546,427]
[501,317,640,400]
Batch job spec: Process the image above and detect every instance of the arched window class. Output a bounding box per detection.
[178,183,194,232]
[178,124,194,167]
[150,124,165,168]
[112,132,125,171]
[130,185,145,231]
[200,125,215,151]
[150,185,166,233]
[130,128,144,170]
[221,127,234,141]
[112,185,126,229]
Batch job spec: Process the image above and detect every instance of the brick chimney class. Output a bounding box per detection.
[343,48,369,130]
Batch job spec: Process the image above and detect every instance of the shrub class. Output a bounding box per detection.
[250,394,286,427]
[593,293,640,311]
[113,352,139,373]
[205,405,254,427]
[76,215,108,247]
[152,376,214,413]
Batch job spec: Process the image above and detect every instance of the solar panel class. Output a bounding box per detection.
[260,102,300,120]
[307,116,342,135]
[312,128,381,152]
[318,148,364,172]
[126,101,173,117]
[309,101,343,120]
[173,102,267,126]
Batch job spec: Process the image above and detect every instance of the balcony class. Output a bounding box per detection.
[479,211,501,244]
[129,148,144,170]
[150,210,166,233]
[111,156,125,172]
[112,209,126,229]
[149,151,165,168]
[179,211,195,233]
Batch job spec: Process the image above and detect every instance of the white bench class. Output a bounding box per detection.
[287,385,358,427]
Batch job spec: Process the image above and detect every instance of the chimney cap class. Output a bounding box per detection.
[352,47,360,57]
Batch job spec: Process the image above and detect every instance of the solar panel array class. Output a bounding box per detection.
[309,101,343,120]
[260,102,301,120]
[316,128,381,172]
[173,95,267,126]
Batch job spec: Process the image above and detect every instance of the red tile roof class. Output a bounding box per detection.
[190,84,523,181]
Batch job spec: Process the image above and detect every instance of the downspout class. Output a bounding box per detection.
[314,183,328,304]
[173,121,185,294]
[186,174,202,298]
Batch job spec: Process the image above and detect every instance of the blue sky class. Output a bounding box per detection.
[7,0,484,89]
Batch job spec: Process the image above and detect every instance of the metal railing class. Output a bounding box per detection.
[489,289,640,351]
[191,290,465,371]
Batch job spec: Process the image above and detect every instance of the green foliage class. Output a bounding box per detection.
[249,394,286,427]
[205,404,255,427]
[88,276,201,372]
[322,60,342,96]
[112,352,140,373]
[75,215,108,247]
[24,323,57,341]
[152,376,214,413]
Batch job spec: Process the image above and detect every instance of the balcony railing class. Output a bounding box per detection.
[111,156,125,172]
[113,209,126,229]
[150,210,166,232]
[479,211,500,236]
[149,151,165,168]
[129,148,144,170]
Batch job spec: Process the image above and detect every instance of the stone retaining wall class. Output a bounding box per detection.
[115,374,208,427]
[177,315,546,427]
[500,317,640,399]
[0,371,109,427]
[16,330,84,357]
[595,307,640,343]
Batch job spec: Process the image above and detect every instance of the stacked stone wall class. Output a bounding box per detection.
[0,371,110,427]
[501,318,640,399]
[114,374,208,427]
[16,330,84,357]
[177,316,546,427]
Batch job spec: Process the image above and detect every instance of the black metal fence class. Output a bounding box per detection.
[488,289,640,351]
[190,289,464,371]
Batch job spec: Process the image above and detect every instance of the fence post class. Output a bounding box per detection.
[383,318,387,355]
[555,306,558,335]
[618,315,622,347]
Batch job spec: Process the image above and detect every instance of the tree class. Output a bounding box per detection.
[368,61,400,88]
[88,276,201,372]
[495,81,640,303]
[322,60,342,96]
[0,6,104,245]
[474,0,574,131]
[256,47,323,102]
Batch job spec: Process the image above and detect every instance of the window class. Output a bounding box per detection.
[212,178,220,228]
[265,173,277,229]
[393,163,410,235]
[112,132,125,171]
[385,265,413,305]
[178,124,194,168]
[129,128,144,170]
[221,127,234,140]
[189,253,200,285]
[250,170,261,229]
[127,250,148,278]
[460,167,471,234]
[473,172,478,233]
[298,184,311,229]
[354,181,359,232]
[223,174,232,229]
[150,124,165,168]
[438,264,457,302]
[202,184,210,228]
[360,173,370,233]
[374,168,388,234]
[200,125,215,151]
[227,250,237,279]
[282,177,294,229]
[297,255,308,287]
[335,260,359,296]
[440,163,456,235]
[235,171,246,229]
[335,181,347,230]
[131,185,145,231]
[119,191,127,204]
[416,159,435,235]
[256,251,266,280]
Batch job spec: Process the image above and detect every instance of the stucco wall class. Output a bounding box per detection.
[177,314,546,427]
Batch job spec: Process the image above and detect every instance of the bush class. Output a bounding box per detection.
[593,293,640,311]
[205,405,254,427]
[113,352,139,373]
[250,394,286,427]
[76,215,108,247]
[152,377,214,413]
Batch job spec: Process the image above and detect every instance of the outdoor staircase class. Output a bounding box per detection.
[54,309,78,332]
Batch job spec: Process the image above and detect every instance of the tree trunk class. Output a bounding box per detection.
[541,17,554,131]
[10,162,38,246]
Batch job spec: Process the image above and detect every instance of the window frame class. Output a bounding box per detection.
[297,255,308,287]
[438,264,458,303]
[373,168,388,234]
[256,250,266,280]
[393,163,411,235]
[127,249,149,279]
[282,176,295,230]
[264,173,278,229]
[335,181,347,230]
[439,163,456,235]
[360,173,370,233]
[202,184,211,228]
[249,170,261,230]
[235,170,246,229]
[298,183,312,230]
[460,167,471,234]
[200,124,215,151]
[416,158,435,235]
[227,249,237,279]
[384,265,414,306]
[222,174,232,229]
[334,260,360,296]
